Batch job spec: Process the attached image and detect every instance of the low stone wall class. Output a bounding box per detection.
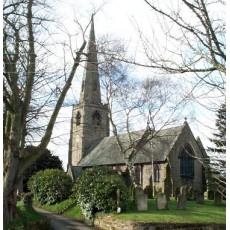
[94,215,133,230]
[94,215,225,230]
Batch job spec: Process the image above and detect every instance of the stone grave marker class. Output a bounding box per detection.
[177,185,187,209]
[135,187,148,211]
[195,191,204,204]
[214,192,222,205]
[156,193,168,210]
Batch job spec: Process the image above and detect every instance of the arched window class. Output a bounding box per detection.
[135,165,141,185]
[92,110,101,125]
[76,112,81,126]
[154,164,160,182]
[179,144,194,178]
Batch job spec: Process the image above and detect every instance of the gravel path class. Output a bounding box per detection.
[34,207,96,230]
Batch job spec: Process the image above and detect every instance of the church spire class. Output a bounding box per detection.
[80,15,101,104]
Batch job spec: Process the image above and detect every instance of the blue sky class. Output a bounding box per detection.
[44,0,225,170]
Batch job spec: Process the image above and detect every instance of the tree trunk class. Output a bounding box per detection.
[3,186,18,229]
[3,111,22,228]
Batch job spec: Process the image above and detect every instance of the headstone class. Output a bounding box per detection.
[187,186,194,200]
[164,165,172,201]
[195,191,204,204]
[214,192,222,205]
[177,186,187,209]
[135,187,148,211]
[208,191,214,200]
[156,193,168,210]
[175,187,180,201]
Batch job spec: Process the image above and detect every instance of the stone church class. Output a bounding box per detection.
[67,17,207,198]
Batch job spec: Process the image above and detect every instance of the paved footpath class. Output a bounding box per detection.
[34,207,96,230]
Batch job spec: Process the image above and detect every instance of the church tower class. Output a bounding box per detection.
[68,16,109,168]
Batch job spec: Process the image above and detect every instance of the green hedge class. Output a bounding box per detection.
[28,169,72,205]
[72,167,128,220]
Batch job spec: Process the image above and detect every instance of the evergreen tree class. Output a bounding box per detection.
[208,103,226,155]
[208,103,226,175]
[207,103,226,197]
[23,148,63,191]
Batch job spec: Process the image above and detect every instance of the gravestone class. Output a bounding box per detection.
[214,192,222,205]
[208,191,214,200]
[175,187,180,201]
[135,187,148,211]
[195,191,204,204]
[156,193,168,210]
[177,186,187,209]
[164,164,172,201]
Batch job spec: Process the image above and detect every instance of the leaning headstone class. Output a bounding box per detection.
[135,187,148,211]
[214,192,222,205]
[156,193,168,210]
[177,186,187,209]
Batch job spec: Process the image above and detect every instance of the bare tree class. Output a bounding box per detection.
[98,1,225,195]
[140,0,226,197]
[98,39,181,187]
[139,0,225,90]
[3,0,89,226]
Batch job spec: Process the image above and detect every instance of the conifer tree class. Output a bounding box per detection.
[209,103,226,153]
[208,103,226,172]
[207,103,226,195]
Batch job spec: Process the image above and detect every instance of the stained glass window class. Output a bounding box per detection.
[179,144,194,178]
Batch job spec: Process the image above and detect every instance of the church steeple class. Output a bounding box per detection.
[80,15,101,104]
[67,16,109,171]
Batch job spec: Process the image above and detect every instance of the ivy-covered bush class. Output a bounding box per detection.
[72,167,128,220]
[28,169,72,205]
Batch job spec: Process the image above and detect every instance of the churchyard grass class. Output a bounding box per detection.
[114,199,226,224]
[32,198,225,224]
[33,198,84,221]
[7,200,44,229]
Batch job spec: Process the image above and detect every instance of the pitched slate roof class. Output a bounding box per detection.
[78,124,185,167]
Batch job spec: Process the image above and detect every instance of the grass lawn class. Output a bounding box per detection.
[33,198,226,225]
[114,199,226,224]
[7,201,44,229]
[33,198,84,221]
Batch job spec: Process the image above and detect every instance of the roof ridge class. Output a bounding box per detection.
[104,124,184,140]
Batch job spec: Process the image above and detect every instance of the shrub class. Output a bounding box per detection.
[72,167,128,220]
[28,169,72,205]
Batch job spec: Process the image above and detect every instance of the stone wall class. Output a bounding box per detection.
[71,103,109,166]
[169,123,204,196]
[142,163,168,195]
[94,215,225,230]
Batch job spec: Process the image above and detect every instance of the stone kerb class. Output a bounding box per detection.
[135,187,148,211]
[94,215,226,230]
